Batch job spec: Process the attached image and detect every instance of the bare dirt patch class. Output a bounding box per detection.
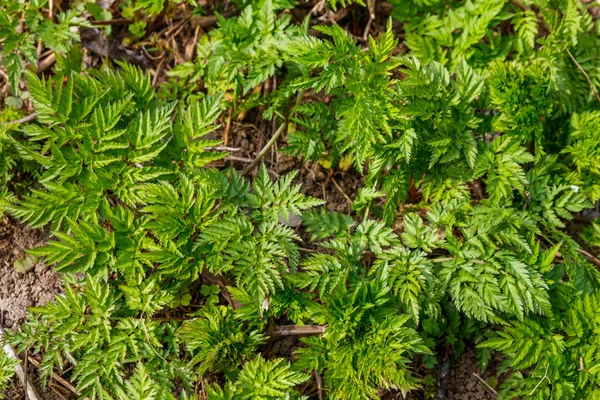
[446,349,500,400]
[0,217,60,330]
[1,217,62,399]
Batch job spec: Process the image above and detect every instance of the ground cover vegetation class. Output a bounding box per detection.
[1,0,600,398]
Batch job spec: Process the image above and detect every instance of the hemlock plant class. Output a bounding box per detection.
[0,354,16,399]
[1,0,600,399]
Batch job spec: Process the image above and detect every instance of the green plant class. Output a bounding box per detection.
[3,67,325,399]
[480,291,600,399]
[121,0,203,38]
[563,111,600,201]
[3,0,600,398]
[583,218,600,247]
[0,353,16,399]
[207,355,308,399]
[163,0,302,107]
[284,21,399,167]
[178,305,267,375]
[0,114,42,217]
[0,0,89,94]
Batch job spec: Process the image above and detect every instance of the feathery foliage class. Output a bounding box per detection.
[2,0,600,398]
[0,354,16,399]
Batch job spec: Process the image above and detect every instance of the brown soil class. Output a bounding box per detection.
[0,218,60,330]
[218,120,364,215]
[1,217,62,400]
[446,349,500,400]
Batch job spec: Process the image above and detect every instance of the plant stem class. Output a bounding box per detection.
[565,46,600,103]
[1,113,37,125]
[27,357,80,397]
[0,326,41,400]
[271,325,326,336]
[243,118,288,175]
[472,373,498,398]
[243,89,305,175]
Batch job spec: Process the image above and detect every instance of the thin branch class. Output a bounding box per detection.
[508,0,527,11]
[578,248,600,268]
[223,107,233,147]
[0,326,41,400]
[472,373,498,398]
[210,146,241,152]
[243,87,305,175]
[37,53,56,73]
[189,11,236,28]
[243,119,288,174]
[565,46,600,103]
[27,357,80,397]
[90,18,133,26]
[530,364,550,395]
[362,0,375,42]
[152,56,166,87]
[0,113,37,125]
[48,383,68,400]
[225,155,255,163]
[271,325,326,337]
[299,247,323,253]
[315,369,324,400]
[331,176,353,205]
[201,269,242,309]
[430,257,453,263]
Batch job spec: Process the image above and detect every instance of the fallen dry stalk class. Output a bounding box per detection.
[243,120,287,175]
[472,372,499,398]
[27,356,80,397]
[0,325,41,400]
[271,325,326,337]
[0,113,37,125]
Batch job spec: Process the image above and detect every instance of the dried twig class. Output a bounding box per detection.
[430,257,453,263]
[211,146,241,152]
[271,325,326,337]
[48,383,68,400]
[315,370,324,400]
[565,46,600,103]
[37,53,56,73]
[578,248,600,268]
[201,270,242,309]
[223,107,233,147]
[243,119,287,174]
[27,357,80,397]
[530,364,550,395]
[0,113,37,125]
[362,0,376,41]
[90,18,133,26]
[331,176,353,206]
[152,56,166,86]
[189,11,236,29]
[225,155,255,163]
[0,326,41,400]
[472,373,499,398]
